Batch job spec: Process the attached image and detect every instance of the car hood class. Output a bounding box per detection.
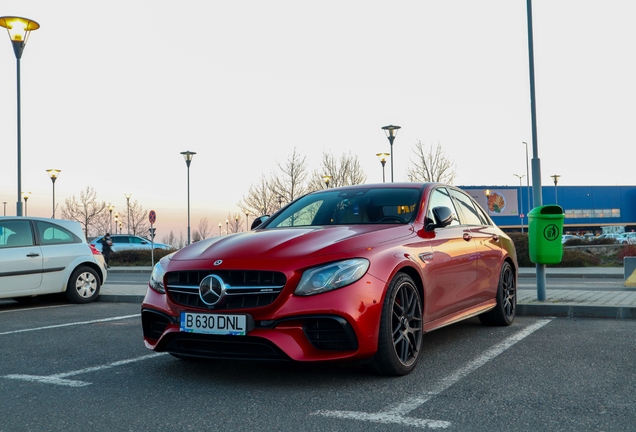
[171,225,412,263]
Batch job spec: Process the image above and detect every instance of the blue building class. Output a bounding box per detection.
[460,185,636,235]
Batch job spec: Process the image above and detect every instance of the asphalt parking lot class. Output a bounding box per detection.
[1,300,634,431]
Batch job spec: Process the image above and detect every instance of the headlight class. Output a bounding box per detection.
[149,261,166,294]
[295,258,370,296]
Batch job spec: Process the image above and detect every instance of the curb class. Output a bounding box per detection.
[517,304,636,319]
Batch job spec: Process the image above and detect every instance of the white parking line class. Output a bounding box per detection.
[0,304,71,314]
[313,319,553,429]
[3,353,168,387]
[0,314,140,336]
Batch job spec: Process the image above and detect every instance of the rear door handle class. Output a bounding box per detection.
[26,253,40,257]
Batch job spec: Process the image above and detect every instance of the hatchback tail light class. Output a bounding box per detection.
[89,244,102,255]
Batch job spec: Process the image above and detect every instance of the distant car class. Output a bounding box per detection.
[142,182,518,376]
[90,234,171,252]
[616,233,636,245]
[561,234,580,244]
[597,233,622,242]
[0,217,107,303]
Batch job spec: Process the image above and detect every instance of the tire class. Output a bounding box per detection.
[479,261,516,326]
[65,266,100,304]
[372,272,423,376]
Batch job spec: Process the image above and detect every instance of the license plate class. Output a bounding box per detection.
[180,312,247,336]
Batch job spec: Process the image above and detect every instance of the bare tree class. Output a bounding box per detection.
[270,147,309,204]
[161,231,179,249]
[307,151,367,190]
[226,213,244,233]
[61,186,107,238]
[406,140,456,184]
[237,174,278,217]
[125,199,150,237]
[197,217,211,240]
[192,230,202,242]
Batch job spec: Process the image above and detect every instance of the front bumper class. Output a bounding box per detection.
[141,275,386,362]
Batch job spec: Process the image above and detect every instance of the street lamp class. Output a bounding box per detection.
[21,191,31,216]
[46,169,60,218]
[114,213,119,234]
[522,141,531,211]
[218,223,221,236]
[376,152,390,183]
[322,175,331,189]
[2,202,6,216]
[108,204,114,233]
[124,193,132,234]
[0,17,40,217]
[245,210,249,231]
[180,150,196,245]
[513,174,526,233]
[381,125,401,182]
[225,218,229,234]
[551,175,561,205]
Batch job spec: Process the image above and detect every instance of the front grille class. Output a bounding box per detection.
[162,333,289,361]
[303,317,358,351]
[165,270,286,310]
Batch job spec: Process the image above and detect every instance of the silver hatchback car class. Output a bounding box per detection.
[0,217,107,303]
[90,234,171,253]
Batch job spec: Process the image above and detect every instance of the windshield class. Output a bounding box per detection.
[264,187,422,228]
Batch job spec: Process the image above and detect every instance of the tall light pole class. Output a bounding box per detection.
[0,17,40,217]
[218,223,221,236]
[245,210,249,231]
[376,152,390,183]
[513,174,525,233]
[2,202,6,216]
[114,213,119,234]
[46,169,60,218]
[522,141,531,211]
[322,175,331,189]
[21,191,30,216]
[124,194,132,234]
[551,175,561,205]
[225,218,229,234]
[381,125,401,183]
[108,204,114,233]
[180,151,196,245]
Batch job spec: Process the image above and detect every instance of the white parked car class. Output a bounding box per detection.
[616,233,636,244]
[0,217,107,303]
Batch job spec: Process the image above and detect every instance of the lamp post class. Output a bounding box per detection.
[322,175,331,189]
[2,202,6,216]
[218,223,221,236]
[225,218,229,234]
[114,213,119,234]
[0,17,40,217]
[21,191,31,216]
[180,151,196,245]
[376,152,390,183]
[245,210,249,231]
[381,125,401,183]
[46,169,60,218]
[522,141,531,211]
[551,174,561,205]
[108,204,114,233]
[124,194,132,234]
[513,174,525,233]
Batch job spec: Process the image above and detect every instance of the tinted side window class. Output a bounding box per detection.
[35,221,79,245]
[426,188,459,226]
[112,236,128,244]
[130,236,145,245]
[0,220,34,247]
[449,189,487,226]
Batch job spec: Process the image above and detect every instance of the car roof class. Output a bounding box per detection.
[0,216,85,240]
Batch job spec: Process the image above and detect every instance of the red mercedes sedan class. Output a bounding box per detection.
[141,183,517,376]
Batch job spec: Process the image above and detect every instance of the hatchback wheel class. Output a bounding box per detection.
[479,261,516,326]
[372,273,422,376]
[65,266,100,304]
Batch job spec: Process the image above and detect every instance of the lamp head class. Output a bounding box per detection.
[381,125,401,140]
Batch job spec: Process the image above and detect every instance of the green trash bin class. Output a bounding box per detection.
[528,205,564,265]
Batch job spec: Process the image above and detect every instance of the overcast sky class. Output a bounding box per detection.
[1,1,634,239]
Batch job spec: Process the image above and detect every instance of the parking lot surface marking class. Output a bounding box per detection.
[313,319,552,429]
[0,314,140,336]
[3,353,167,387]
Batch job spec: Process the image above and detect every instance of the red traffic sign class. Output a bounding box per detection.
[149,210,156,224]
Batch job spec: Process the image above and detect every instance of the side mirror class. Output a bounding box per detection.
[250,215,270,230]
[425,206,455,231]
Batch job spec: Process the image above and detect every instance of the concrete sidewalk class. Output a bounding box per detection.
[100,266,636,319]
